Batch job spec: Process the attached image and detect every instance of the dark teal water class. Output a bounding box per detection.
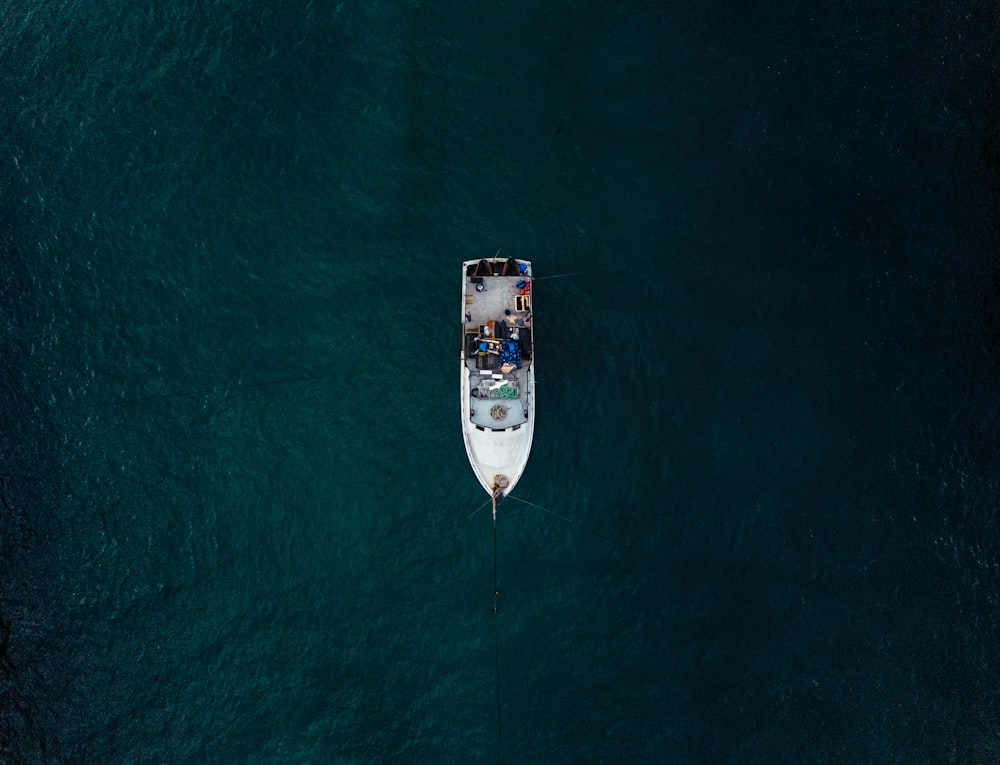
[3,2,1000,762]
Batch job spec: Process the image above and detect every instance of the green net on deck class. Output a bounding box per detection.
[477,380,519,400]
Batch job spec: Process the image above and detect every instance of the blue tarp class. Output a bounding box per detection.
[499,340,521,368]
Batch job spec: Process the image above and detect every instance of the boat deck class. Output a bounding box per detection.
[468,369,529,430]
[464,275,530,327]
[462,260,533,433]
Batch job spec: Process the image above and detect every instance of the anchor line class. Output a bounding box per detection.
[506,495,572,524]
[532,270,584,281]
[493,517,500,610]
[492,507,504,761]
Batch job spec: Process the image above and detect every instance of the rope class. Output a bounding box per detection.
[533,270,583,281]
[506,494,573,524]
[492,516,504,762]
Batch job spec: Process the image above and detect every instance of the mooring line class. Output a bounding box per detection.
[492,512,504,762]
[533,270,584,281]
[506,495,572,523]
[467,495,493,520]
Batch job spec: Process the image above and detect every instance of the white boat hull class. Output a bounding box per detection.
[460,258,535,498]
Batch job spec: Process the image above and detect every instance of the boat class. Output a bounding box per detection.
[460,256,535,512]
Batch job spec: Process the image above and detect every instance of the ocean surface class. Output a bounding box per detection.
[2,1,1000,762]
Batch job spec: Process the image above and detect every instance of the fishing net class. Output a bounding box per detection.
[477,380,519,400]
